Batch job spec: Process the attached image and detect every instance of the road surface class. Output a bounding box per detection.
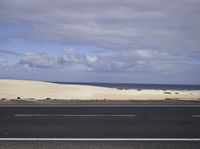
[0,103,200,148]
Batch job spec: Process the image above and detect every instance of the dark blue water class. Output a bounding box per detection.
[53,82,200,90]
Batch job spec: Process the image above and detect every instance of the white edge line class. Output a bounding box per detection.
[0,138,200,141]
[2,105,200,108]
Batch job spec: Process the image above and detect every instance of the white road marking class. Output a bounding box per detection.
[192,115,200,118]
[0,138,200,141]
[14,114,136,117]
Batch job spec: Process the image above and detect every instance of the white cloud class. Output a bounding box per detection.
[85,49,200,74]
[135,50,155,59]
[7,47,200,77]
[57,48,80,64]
[19,49,91,69]
[86,55,98,65]
[19,52,57,68]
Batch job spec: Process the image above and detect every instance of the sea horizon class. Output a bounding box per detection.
[53,82,200,90]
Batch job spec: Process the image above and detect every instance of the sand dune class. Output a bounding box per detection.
[0,79,200,100]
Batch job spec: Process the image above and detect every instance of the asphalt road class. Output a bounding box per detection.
[1,141,200,149]
[0,104,200,138]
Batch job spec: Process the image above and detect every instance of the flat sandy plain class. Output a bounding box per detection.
[0,80,200,101]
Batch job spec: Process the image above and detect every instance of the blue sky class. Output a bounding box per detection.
[0,0,200,84]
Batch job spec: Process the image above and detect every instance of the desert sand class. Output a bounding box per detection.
[0,79,200,100]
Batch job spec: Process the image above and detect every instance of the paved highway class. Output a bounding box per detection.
[0,104,200,148]
[0,104,200,138]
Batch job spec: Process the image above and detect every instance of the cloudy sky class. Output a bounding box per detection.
[0,0,200,84]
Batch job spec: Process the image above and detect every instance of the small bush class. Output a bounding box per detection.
[175,92,179,94]
[164,98,172,100]
[163,92,172,94]
[17,97,21,99]
[137,89,142,91]
[117,88,129,90]
[46,98,51,100]
[1,98,7,101]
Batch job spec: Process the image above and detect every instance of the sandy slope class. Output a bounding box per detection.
[0,80,200,100]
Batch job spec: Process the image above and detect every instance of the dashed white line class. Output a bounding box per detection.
[192,115,200,118]
[14,114,136,117]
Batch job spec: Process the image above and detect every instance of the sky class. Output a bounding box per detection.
[0,0,200,84]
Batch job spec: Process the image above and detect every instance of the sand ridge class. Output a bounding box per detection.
[0,79,200,100]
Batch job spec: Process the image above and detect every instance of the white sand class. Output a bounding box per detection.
[0,79,200,100]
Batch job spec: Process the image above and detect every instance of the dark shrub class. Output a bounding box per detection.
[163,92,172,94]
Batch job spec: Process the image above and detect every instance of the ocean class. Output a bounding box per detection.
[54,82,200,90]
